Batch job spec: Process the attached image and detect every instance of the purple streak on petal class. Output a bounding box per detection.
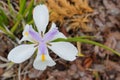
[28,26,42,42]
[44,27,59,42]
[38,42,47,54]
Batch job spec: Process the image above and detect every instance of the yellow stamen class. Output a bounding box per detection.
[24,32,28,36]
[41,54,45,61]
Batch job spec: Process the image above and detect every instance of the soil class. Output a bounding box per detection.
[0,0,120,80]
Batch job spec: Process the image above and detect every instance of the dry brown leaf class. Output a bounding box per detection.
[0,68,4,76]
[83,57,93,68]
[104,60,120,72]
[93,64,106,72]
[108,32,120,40]
[2,69,14,78]
[116,73,120,80]
[28,69,43,78]
[75,59,85,71]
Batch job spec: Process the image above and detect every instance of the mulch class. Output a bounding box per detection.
[0,0,120,80]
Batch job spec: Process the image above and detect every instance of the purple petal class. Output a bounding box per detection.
[38,42,47,54]
[28,26,42,42]
[44,27,59,42]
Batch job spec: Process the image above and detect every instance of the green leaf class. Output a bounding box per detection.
[11,0,34,33]
[24,0,34,22]
[7,0,15,15]
[0,25,16,40]
[19,0,26,14]
[0,9,9,26]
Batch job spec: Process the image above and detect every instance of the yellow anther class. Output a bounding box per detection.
[24,32,28,36]
[41,54,45,61]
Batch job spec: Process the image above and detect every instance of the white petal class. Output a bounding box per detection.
[19,36,33,43]
[8,44,36,63]
[20,24,35,43]
[48,23,66,41]
[49,23,57,31]
[52,31,66,40]
[33,4,49,33]
[22,24,30,35]
[48,42,78,61]
[33,50,56,70]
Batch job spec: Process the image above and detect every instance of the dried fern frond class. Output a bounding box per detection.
[73,0,93,12]
[38,0,93,32]
[66,14,93,32]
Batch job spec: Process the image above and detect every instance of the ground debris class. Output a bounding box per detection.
[0,0,120,80]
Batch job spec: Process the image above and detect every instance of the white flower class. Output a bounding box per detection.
[8,4,78,70]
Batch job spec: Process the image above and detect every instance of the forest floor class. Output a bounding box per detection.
[0,0,120,80]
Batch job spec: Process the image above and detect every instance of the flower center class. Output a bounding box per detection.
[41,54,45,61]
[24,32,29,36]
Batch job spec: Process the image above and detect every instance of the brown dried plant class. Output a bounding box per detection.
[39,0,93,32]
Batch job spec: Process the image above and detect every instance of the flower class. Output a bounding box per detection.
[8,4,78,70]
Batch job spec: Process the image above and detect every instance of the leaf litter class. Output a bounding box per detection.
[0,0,120,80]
